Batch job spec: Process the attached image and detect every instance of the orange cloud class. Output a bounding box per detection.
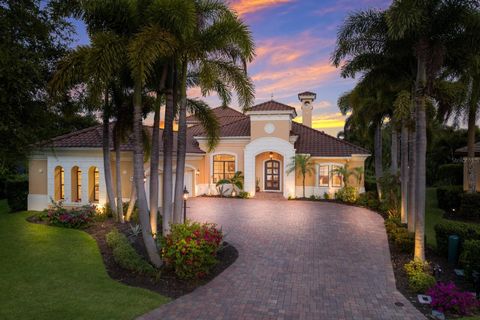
[230,0,294,16]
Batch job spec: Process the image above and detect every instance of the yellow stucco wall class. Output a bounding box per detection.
[250,119,291,141]
[29,159,48,195]
[199,141,248,184]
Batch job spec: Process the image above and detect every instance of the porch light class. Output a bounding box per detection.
[269,152,273,160]
[196,169,200,176]
[232,190,237,197]
[183,186,189,222]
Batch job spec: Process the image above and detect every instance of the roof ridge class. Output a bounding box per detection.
[250,100,295,110]
[292,122,370,154]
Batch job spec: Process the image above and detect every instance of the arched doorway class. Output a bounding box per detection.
[264,159,280,191]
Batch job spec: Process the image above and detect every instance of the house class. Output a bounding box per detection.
[455,142,480,191]
[27,92,370,211]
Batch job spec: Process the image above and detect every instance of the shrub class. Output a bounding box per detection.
[309,194,316,200]
[378,172,400,216]
[356,191,379,209]
[437,163,463,186]
[436,186,463,211]
[238,191,249,199]
[323,192,330,200]
[335,186,358,203]
[460,239,480,280]
[434,220,480,256]
[5,176,28,212]
[385,217,414,253]
[161,221,223,279]
[459,193,480,220]
[427,282,480,316]
[404,259,436,293]
[45,201,96,229]
[106,229,156,275]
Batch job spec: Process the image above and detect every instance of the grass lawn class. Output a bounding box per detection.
[425,187,445,248]
[0,200,169,320]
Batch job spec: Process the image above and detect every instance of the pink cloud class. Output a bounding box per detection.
[230,0,294,16]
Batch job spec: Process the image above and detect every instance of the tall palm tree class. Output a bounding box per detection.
[386,0,479,261]
[286,154,315,198]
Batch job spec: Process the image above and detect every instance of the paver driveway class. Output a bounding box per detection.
[139,198,424,320]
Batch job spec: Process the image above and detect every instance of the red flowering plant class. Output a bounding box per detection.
[45,200,96,229]
[427,282,480,316]
[160,221,223,279]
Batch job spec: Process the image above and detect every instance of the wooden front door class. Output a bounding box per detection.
[264,160,280,191]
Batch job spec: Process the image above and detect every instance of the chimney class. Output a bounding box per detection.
[298,91,316,128]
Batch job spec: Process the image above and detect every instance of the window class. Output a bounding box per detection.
[54,166,64,201]
[88,166,100,202]
[71,166,82,202]
[318,165,329,186]
[213,154,235,183]
[331,165,343,187]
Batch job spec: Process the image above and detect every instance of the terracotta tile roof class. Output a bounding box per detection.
[298,91,316,96]
[455,142,480,156]
[248,100,296,112]
[39,123,205,154]
[291,122,369,157]
[186,106,246,126]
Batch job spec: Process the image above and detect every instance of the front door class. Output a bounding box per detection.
[264,160,280,191]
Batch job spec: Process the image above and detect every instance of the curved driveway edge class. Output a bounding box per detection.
[139,198,424,320]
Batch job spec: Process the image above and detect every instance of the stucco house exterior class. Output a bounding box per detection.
[27,92,370,211]
[456,142,480,191]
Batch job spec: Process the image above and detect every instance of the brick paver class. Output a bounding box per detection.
[139,198,424,320]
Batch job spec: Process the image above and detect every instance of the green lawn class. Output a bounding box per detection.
[425,187,445,248]
[0,200,169,320]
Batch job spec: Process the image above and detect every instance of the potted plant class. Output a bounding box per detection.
[256,178,260,192]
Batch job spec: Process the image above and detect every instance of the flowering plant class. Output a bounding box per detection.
[161,221,223,279]
[427,282,479,316]
[45,201,96,229]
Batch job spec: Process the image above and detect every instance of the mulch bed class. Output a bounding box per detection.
[27,216,238,299]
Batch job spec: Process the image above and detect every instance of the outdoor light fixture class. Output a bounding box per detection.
[196,169,200,176]
[269,152,273,160]
[183,186,189,222]
[232,190,237,197]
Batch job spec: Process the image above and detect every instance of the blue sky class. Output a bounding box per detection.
[70,0,391,135]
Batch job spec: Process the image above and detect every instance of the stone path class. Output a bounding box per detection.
[139,198,424,320]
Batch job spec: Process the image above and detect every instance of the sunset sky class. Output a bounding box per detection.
[72,0,391,136]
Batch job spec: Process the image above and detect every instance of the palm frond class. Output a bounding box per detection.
[186,98,219,151]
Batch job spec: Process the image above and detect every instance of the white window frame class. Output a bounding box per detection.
[210,152,237,184]
[315,163,344,188]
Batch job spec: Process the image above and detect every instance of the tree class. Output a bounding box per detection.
[286,154,315,198]
[216,171,244,197]
[386,0,479,261]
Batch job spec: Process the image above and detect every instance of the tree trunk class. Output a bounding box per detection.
[374,122,383,199]
[414,50,427,262]
[173,60,188,223]
[133,79,162,267]
[400,123,409,224]
[102,91,117,217]
[407,125,416,233]
[391,128,398,174]
[149,66,168,236]
[114,127,124,223]
[162,65,176,235]
[466,91,477,193]
[125,181,136,222]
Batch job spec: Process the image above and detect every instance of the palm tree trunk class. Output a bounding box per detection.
[407,125,416,233]
[125,181,136,222]
[466,94,477,193]
[414,49,427,261]
[303,175,306,198]
[173,60,188,223]
[114,127,124,223]
[400,123,409,224]
[133,80,162,267]
[102,91,117,217]
[391,128,398,174]
[162,65,176,235]
[149,66,168,236]
[374,122,383,199]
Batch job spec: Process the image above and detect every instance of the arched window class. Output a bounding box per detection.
[71,166,82,202]
[54,166,64,201]
[88,167,100,202]
[213,154,235,183]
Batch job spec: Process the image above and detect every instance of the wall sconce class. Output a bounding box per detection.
[122,170,127,175]
[38,169,43,173]
[196,169,200,176]
[269,152,273,160]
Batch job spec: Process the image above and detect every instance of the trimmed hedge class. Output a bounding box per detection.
[105,229,156,276]
[5,178,28,212]
[437,163,463,186]
[459,193,480,220]
[436,186,463,211]
[460,239,480,280]
[434,220,480,256]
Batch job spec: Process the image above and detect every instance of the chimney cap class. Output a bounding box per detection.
[298,91,316,101]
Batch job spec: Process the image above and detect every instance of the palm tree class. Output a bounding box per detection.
[171,1,255,224]
[216,171,244,196]
[286,154,315,198]
[386,0,478,261]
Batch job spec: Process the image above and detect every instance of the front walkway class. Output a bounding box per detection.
[139,198,424,320]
